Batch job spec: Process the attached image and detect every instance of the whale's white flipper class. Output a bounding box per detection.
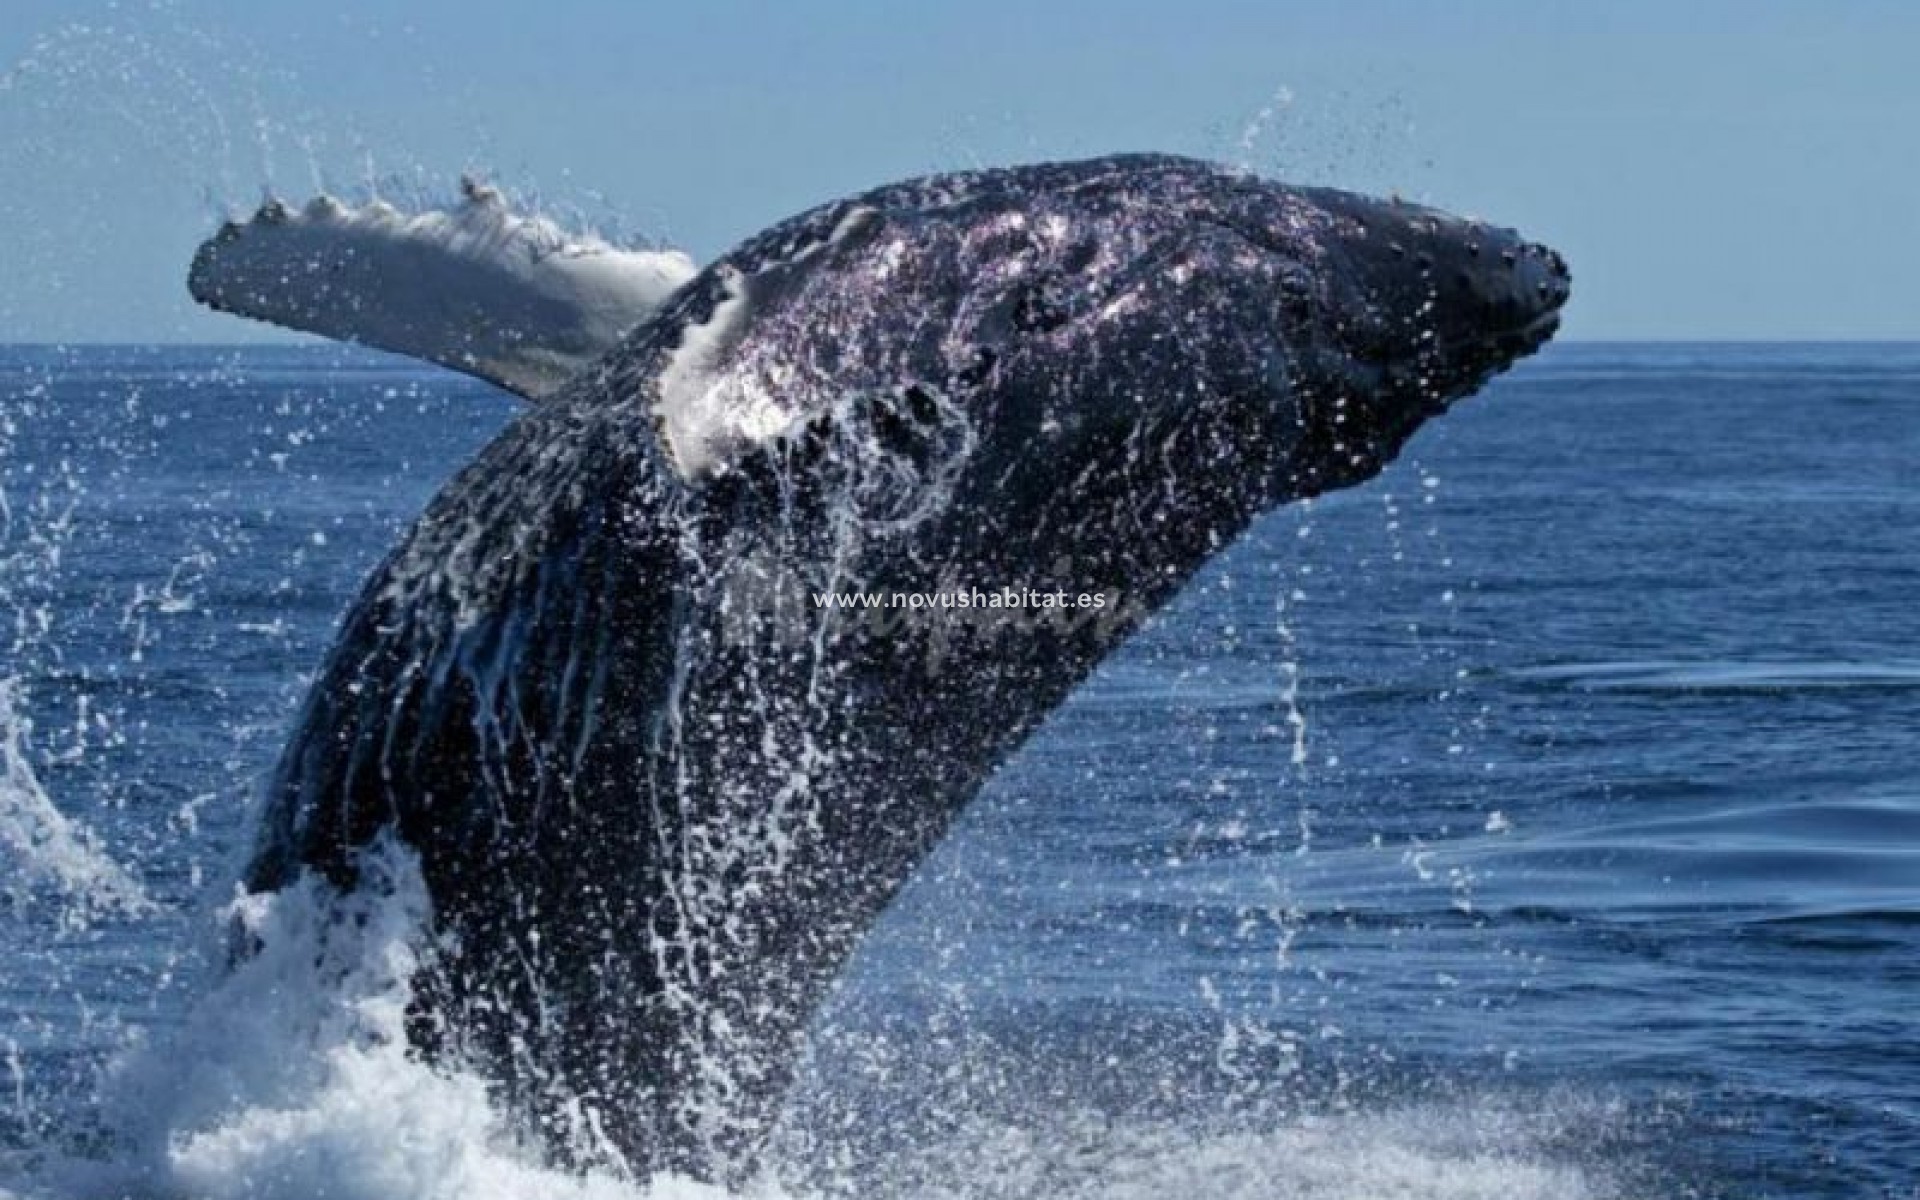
[189,179,698,400]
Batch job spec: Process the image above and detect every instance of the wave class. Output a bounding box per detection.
[1509,658,1920,693]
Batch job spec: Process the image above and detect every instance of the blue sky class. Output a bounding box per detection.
[2,0,1915,341]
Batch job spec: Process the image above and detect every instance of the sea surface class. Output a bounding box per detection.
[0,342,1915,1198]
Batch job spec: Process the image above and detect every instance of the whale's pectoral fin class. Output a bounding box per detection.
[188,180,699,401]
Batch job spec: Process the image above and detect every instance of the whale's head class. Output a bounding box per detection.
[629,151,1570,612]
[896,156,1574,510]
[641,156,1567,520]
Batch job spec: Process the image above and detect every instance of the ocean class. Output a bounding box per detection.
[0,341,1914,1197]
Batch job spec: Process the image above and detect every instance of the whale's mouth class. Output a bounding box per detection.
[1428,303,1565,409]
[1503,308,1565,367]
[1514,307,1565,348]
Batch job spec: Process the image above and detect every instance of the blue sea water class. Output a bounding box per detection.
[0,341,1915,1197]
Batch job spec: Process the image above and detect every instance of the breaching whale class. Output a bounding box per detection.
[189,154,1569,1181]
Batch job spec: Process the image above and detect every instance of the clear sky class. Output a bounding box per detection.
[2,0,1915,342]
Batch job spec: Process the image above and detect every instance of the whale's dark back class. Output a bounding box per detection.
[247,155,1568,1181]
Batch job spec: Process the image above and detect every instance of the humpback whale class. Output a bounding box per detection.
[189,154,1569,1182]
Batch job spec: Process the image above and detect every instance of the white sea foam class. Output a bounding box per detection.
[9,841,708,1200]
[4,837,1613,1200]
[831,1105,1614,1200]
[0,680,150,924]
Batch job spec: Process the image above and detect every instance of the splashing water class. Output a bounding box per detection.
[3,833,1620,1200]
[2,841,691,1200]
[0,681,149,925]
[0,376,149,927]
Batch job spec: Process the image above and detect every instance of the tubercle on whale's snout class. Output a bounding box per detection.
[1303,187,1571,341]
[1429,227,1570,339]
[1490,237,1573,327]
[1331,211,1571,392]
